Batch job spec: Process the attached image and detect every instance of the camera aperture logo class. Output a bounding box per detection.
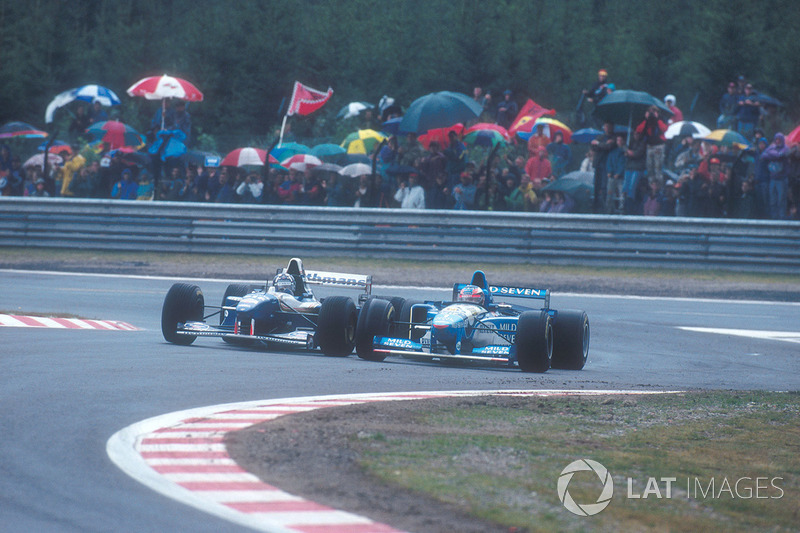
[557,459,614,516]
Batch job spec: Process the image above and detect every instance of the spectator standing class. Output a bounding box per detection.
[394,173,425,209]
[214,169,236,203]
[760,132,790,219]
[590,121,616,212]
[59,151,86,197]
[29,178,50,197]
[717,82,739,129]
[323,173,351,206]
[353,174,372,207]
[584,69,611,105]
[495,90,518,130]
[505,175,538,212]
[444,131,468,187]
[68,105,91,143]
[236,172,264,203]
[427,173,452,209]
[663,95,683,124]
[452,172,476,210]
[173,101,192,147]
[736,83,761,140]
[88,99,108,124]
[623,129,647,214]
[635,106,668,187]
[525,147,552,190]
[605,134,627,214]
[526,123,549,157]
[546,131,571,178]
[752,137,771,218]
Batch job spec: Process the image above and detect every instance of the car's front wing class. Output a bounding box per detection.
[177,321,313,348]
[372,336,515,365]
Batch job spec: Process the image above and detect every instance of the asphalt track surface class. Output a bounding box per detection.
[2,269,799,532]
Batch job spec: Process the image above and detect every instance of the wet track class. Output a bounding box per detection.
[1,269,799,532]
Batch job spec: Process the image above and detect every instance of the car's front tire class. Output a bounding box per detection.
[515,310,553,373]
[161,283,204,345]
[316,296,357,356]
[551,310,590,370]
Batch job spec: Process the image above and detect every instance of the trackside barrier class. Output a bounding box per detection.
[1,197,799,273]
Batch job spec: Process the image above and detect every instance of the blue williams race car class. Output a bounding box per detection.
[161,258,371,356]
[354,270,589,372]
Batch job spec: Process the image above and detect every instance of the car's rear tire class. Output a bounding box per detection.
[355,298,394,362]
[316,296,357,357]
[515,310,552,373]
[551,310,590,370]
[161,283,204,345]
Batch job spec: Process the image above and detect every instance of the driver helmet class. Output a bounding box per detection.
[457,285,485,306]
[272,273,296,295]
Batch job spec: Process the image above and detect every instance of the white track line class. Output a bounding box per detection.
[108,389,679,533]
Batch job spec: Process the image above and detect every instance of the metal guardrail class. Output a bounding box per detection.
[1,197,799,273]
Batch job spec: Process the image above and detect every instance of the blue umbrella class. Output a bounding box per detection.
[595,90,673,129]
[399,91,483,134]
[310,143,347,161]
[270,142,310,162]
[44,84,120,123]
[381,117,403,136]
[571,128,602,143]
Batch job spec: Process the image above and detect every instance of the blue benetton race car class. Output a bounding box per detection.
[354,270,589,372]
[161,258,371,356]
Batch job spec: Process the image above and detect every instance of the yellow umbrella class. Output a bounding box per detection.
[341,129,386,154]
[702,129,750,150]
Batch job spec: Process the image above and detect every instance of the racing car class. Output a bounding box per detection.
[354,270,589,372]
[161,258,371,356]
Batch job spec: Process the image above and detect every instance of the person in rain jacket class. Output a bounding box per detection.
[760,132,790,219]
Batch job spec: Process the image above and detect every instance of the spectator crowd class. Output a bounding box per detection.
[1,71,798,221]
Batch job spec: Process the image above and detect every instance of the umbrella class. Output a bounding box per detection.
[127,74,203,101]
[86,120,144,150]
[595,90,673,130]
[464,123,510,140]
[384,164,418,175]
[753,93,784,107]
[270,142,310,162]
[516,117,573,143]
[312,162,343,173]
[336,101,375,120]
[38,140,73,155]
[341,129,386,154]
[23,152,63,169]
[338,163,373,177]
[398,91,483,134]
[342,153,372,165]
[418,124,464,150]
[45,84,121,123]
[183,150,221,168]
[281,154,323,172]
[0,121,48,139]
[786,124,800,146]
[541,171,594,213]
[463,129,506,148]
[665,120,711,140]
[702,129,750,149]
[221,147,268,167]
[309,143,347,161]
[381,117,403,136]
[127,74,203,130]
[572,128,603,144]
[107,149,151,167]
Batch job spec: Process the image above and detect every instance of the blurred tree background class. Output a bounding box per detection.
[1,0,798,151]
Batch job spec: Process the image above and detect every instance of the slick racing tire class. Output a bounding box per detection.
[372,295,406,337]
[397,299,425,341]
[515,310,553,373]
[551,310,590,370]
[355,297,394,362]
[221,283,255,345]
[161,283,204,345]
[316,296,357,357]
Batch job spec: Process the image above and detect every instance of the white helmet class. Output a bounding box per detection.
[664,94,676,104]
[273,273,296,294]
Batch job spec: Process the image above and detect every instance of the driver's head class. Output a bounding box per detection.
[272,273,296,295]
[457,285,485,306]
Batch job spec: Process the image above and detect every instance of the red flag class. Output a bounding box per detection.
[287,81,333,116]
[508,99,555,137]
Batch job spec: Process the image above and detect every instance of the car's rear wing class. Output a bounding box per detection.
[302,270,372,294]
[452,283,549,308]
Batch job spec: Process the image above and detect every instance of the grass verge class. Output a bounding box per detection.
[353,392,799,532]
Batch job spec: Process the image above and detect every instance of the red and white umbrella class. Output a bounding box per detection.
[127,74,203,101]
[221,147,268,167]
[281,154,322,172]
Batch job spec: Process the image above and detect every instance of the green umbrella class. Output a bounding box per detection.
[595,90,673,133]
